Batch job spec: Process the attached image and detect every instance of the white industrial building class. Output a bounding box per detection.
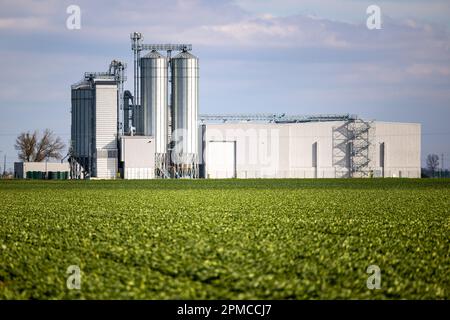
[14,162,70,179]
[68,32,421,180]
[203,121,420,179]
[120,136,155,179]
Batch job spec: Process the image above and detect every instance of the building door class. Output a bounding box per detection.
[207,141,236,178]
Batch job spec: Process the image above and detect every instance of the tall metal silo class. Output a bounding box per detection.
[141,50,168,176]
[71,81,95,178]
[171,50,199,178]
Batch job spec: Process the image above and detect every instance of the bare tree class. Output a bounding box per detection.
[426,154,439,177]
[15,129,65,162]
[15,131,37,162]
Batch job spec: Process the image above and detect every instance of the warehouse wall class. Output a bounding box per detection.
[374,122,421,178]
[287,122,336,178]
[204,122,337,178]
[14,162,70,179]
[204,121,420,179]
[205,123,285,178]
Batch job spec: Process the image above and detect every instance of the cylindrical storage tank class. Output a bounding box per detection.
[140,50,168,153]
[171,50,199,177]
[71,83,95,174]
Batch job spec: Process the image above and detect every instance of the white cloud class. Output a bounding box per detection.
[406,63,450,77]
[0,17,54,31]
[0,1,449,108]
[234,0,450,27]
[194,16,350,48]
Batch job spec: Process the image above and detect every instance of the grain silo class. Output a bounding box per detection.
[171,50,199,178]
[70,74,118,179]
[141,50,168,175]
[71,81,94,177]
[128,35,197,178]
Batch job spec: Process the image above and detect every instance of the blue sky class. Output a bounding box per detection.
[0,0,449,170]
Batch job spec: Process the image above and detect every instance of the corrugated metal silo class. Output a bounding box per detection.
[140,50,168,153]
[171,50,199,177]
[71,81,95,175]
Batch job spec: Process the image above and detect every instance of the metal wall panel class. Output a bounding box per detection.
[71,86,94,158]
[121,136,155,179]
[95,83,118,150]
[96,158,117,179]
[374,122,421,178]
[94,83,118,178]
[124,168,155,179]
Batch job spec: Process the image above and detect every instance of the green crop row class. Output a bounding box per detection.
[0,179,449,299]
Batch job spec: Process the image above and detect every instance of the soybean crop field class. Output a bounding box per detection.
[0,179,449,299]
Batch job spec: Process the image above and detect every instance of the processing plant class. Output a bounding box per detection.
[69,32,421,180]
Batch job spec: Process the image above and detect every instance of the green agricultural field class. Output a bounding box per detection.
[0,179,449,299]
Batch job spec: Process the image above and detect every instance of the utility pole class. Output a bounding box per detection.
[442,153,444,178]
[3,153,6,176]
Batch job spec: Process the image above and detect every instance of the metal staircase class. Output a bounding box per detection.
[332,119,375,178]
